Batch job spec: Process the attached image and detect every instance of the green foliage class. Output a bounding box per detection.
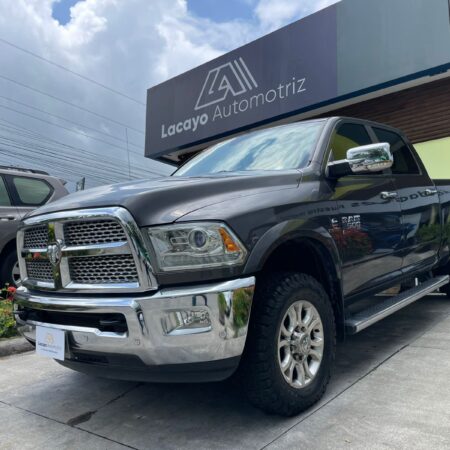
[0,285,17,338]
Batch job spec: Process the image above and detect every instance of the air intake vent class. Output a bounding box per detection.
[69,255,139,284]
[26,260,53,282]
[24,225,48,249]
[64,220,127,246]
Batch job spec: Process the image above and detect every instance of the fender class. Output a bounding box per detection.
[243,220,343,281]
[242,220,345,336]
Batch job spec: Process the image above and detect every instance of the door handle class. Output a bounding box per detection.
[0,216,16,221]
[424,188,437,196]
[380,191,398,200]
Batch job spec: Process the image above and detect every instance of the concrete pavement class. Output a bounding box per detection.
[1,294,450,450]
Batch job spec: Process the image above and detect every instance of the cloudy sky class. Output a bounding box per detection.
[0,0,338,191]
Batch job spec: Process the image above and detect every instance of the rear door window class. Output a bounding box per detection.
[0,176,11,206]
[12,176,52,206]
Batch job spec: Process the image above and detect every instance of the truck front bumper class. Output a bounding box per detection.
[14,277,255,382]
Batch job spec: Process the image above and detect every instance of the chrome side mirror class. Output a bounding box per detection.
[346,143,393,173]
[327,143,392,178]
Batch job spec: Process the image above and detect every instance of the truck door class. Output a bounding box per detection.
[0,174,20,244]
[327,121,403,298]
[371,127,441,275]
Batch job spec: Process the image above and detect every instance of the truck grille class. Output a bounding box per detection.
[24,225,48,249]
[64,220,126,246]
[18,207,156,292]
[25,260,53,282]
[69,255,138,284]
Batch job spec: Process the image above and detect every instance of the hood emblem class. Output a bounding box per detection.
[47,240,63,267]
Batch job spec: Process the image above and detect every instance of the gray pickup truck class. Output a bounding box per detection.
[0,166,68,287]
[14,117,450,416]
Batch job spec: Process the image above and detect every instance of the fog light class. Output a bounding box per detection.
[162,309,211,336]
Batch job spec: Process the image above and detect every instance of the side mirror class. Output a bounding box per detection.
[327,143,393,178]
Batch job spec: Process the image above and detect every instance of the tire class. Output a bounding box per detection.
[241,272,336,416]
[0,249,20,287]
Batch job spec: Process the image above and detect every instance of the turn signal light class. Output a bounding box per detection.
[219,227,240,252]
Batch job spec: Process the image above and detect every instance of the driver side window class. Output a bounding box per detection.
[329,123,372,162]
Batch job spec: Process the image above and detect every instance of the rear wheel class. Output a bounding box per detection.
[0,250,20,287]
[241,272,336,416]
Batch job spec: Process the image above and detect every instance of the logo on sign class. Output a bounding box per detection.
[45,332,54,345]
[160,56,307,140]
[194,58,258,110]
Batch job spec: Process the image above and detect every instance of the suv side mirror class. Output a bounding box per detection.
[327,143,393,178]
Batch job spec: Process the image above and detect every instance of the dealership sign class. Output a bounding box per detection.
[145,5,338,159]
[145,0,450,160]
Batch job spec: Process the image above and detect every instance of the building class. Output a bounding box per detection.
[145,0,450,178]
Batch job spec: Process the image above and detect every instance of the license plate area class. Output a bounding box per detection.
[36,326,65,361]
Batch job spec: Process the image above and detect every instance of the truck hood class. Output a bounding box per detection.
[29,172,301,226]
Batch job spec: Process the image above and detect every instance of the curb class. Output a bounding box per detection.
[0,336,34,358]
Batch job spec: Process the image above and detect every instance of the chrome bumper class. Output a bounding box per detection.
[14,277,255,368]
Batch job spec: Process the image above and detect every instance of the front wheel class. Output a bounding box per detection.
[241,272,336,416]
[0,250,21,287]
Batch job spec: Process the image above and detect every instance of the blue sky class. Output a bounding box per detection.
[52,0,257,25]
[52,0,81,24]
[188,0,256,22]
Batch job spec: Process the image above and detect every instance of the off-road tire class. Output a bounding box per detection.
[241,272,336,416]
[0,249,19,287]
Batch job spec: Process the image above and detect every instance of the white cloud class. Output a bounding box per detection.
[0,0,337,190]
[255,0,340,31]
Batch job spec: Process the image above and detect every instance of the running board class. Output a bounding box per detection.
[345,275,449,334]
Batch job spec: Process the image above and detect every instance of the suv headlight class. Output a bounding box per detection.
[146,222,247,271]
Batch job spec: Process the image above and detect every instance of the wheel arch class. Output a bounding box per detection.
[0,238,17,260]
[244,224,345,337]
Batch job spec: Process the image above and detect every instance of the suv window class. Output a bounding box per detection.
[0,177,11,206]
[12,176,52,206]
[329,123,372,162]
[372,128,420,175]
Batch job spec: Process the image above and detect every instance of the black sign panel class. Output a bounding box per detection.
[145,5,338,159]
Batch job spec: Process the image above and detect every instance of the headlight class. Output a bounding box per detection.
[146,222,247,271]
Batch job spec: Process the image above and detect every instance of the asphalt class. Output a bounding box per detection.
[1,294,450,450]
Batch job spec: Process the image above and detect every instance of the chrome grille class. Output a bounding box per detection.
[18,207,157,293]
[25,260,53,282]
[64,220,127,246]
[24,225,48,249]
[69,255,138,284]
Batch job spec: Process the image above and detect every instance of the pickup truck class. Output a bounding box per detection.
[14,117,450,416]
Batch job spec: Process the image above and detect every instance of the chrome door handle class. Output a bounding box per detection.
[424,189,437,196]
[381,191,398,200]
[0,216,16,221]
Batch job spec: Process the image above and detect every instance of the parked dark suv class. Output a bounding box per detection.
[0,166,68,286]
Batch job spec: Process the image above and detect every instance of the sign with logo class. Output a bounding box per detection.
[36,326,65,361]
[145,0,450,160]
[145,4,338,159]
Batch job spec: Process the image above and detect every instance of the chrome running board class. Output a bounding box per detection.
[345,275,449,334]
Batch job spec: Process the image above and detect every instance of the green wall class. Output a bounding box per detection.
[415,137,450,180]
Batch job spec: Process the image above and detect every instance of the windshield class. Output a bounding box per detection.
[173,121,324,177]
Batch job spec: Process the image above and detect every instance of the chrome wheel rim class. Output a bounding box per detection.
[278,300,324,388]
[11,261,21,286]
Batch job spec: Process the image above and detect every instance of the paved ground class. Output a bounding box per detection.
[1,294,450,450]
